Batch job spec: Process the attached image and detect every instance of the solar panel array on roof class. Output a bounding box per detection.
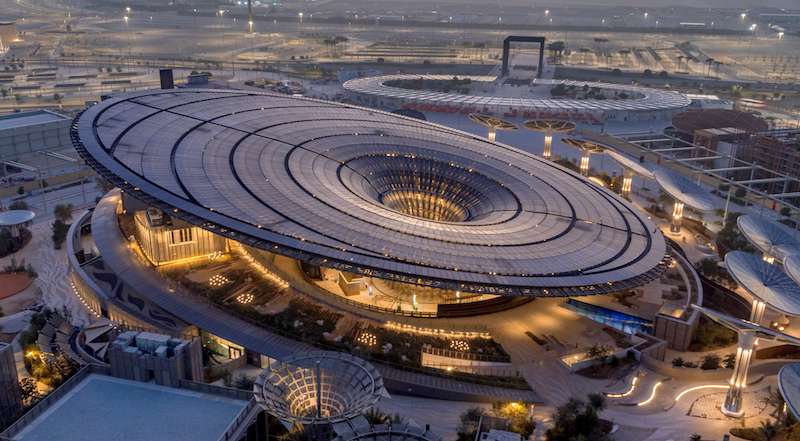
[72,89,668,296]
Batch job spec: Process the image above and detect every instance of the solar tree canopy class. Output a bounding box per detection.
[467,113,518,130]
[779,363,800,421]
[604,150,655,179]
[523,120,577,132]
[253,351,386,425]
[73,89,667,297]
[724,251,800,316]
[784,255,800,287]
[654,169,718,212]
[0,210,35,226]
[737,215,800,262]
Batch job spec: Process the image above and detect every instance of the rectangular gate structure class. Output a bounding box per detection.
[501,36,546,79]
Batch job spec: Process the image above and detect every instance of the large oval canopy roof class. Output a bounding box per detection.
[724,251,800,315]
[73,89,667,296]
[343,75,691,113]
[654,169,718,212]
[737,215,800,261]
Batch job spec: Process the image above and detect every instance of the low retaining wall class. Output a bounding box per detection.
[421,351,517,377]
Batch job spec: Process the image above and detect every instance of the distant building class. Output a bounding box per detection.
[686,94,733,110]
[692,127,750,170]
[0,110,71,159]
[0,343,21,424]
[0,21,17,53]
[0,370,262,441]
[108,331,203,387]
[739,130,800,196]
[672,109,768,143]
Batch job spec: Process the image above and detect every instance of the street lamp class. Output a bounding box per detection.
[125,6,130,14]
[298,12,303,24]
[741,12,747,20]
[643,12,648,19]
[544,9,549,16]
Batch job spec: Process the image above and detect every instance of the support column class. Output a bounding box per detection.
[722,332,756,417]
[670,201,684,234]
[749,299,766,324]
[543,130,553,160]
[579,150,590,176]
[621,172,633,197]
[488,126,496,142]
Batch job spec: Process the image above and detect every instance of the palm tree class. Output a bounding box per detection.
[588,393,606,411]
[53,204,73,223]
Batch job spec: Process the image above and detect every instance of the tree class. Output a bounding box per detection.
[456,407,485,441]
[545,395,612,441]
[700,354,720,370]
[19,377,41,404]
[51,219,69,249]
[53,204,73,223]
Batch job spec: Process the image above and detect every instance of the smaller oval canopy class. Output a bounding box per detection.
[467,114,518,130]
[523,120,576,133]
[0,210,35,226]
[779,364,800,421]
[654,169,718,212]
[605,150,656,179]
[737,215,800,261]
[783,255,800,287]
[725,251,800,316]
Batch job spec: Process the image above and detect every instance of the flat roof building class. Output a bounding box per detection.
[2,372,255,441]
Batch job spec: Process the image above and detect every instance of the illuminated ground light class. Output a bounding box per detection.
[208,274,231,287]
[673,384,729,402]
[236,293,254,304]
[606,376,638,398]
[357,332,377,347]
[450,340,470,352]
[636,381,662,406]
[385,321,491,339]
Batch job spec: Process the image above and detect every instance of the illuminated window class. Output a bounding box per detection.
[170,228,194,245]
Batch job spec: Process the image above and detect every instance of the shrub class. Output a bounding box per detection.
[701,354,721,370]
[723,353,736,369]
[672,357,684,367]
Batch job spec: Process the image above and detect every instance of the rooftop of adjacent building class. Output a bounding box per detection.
[9,373,249,441]
[112,330,191,358]
[672,108,768,135]
[0,110,70,131]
